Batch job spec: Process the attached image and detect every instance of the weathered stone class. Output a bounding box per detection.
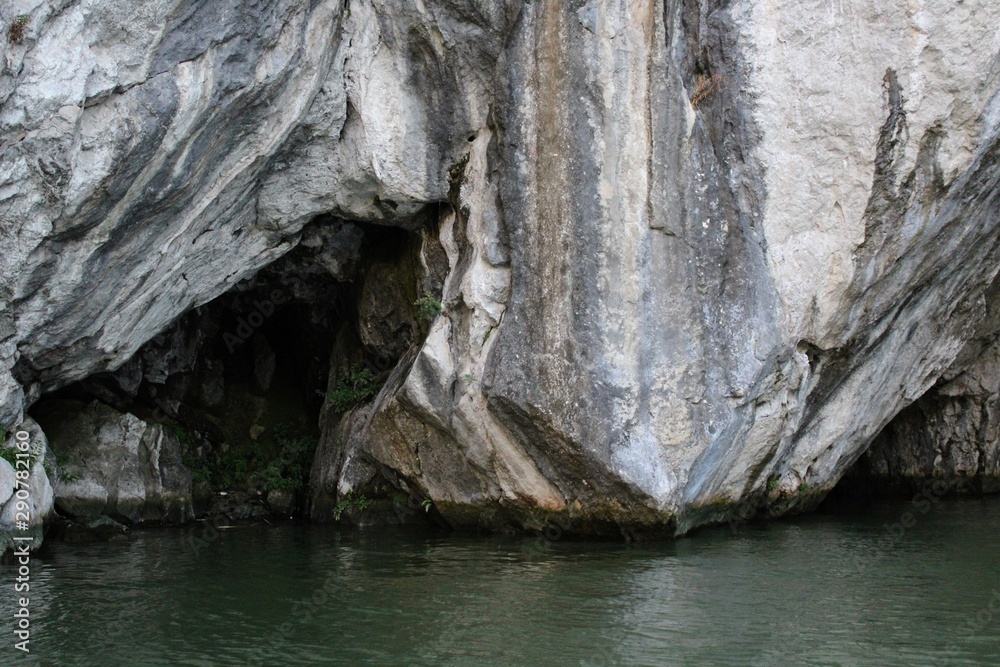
[2,0,1000,536]
[321,0,1000,534]
[55,515,130,544]
[0,417,54,551]
[0,458,13,507]
[207,491,270,522]
[265,488,295,516]
[35,401,194,524]
[841,278,1000,496]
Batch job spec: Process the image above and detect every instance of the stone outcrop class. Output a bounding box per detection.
[2,0,1000,536]
[34,400,194,523]
[0,417,54,552]
[841,277,1000,496]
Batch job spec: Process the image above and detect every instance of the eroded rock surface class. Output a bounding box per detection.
[842,278,1000,496]
[0,417,53,552]
[2,0,1000,536]
[35,400,193,523]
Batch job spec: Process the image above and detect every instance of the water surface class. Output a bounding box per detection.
[3,497,1000,665]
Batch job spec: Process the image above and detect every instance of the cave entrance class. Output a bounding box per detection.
[819,383,1000,514]
[31,212,447,521]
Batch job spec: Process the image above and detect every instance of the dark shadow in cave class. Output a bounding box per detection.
[818,387,1000,514]
[30,211,444,519]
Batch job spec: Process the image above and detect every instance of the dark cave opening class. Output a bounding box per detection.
[30,212,446,522]
[818,388,1000,514]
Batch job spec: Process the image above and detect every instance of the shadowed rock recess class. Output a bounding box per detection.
[1,0,999,544]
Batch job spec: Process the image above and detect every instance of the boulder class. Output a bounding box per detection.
[35,401,194,524]
[0,418,55,552]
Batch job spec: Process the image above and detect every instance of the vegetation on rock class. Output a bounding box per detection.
[414,291,442,321]
[174,422,315,493]
[332,491,370,521]
[320,365,382,413]
[7,14,28,45]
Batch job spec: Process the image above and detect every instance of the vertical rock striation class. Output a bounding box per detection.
[842,277,1000,495]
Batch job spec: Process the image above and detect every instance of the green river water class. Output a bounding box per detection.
[2,496,999,666]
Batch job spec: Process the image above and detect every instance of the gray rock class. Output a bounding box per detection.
[317,0,1000,534]
[208,491,270,522]
[58,515,130,544]
[309,402,379,523]
[35,401,194,524]
[842,280,1000,495]
[2,0,999,536]
[265,489,295,516]
[0,458,13,508]
[0,417,54,551]
[199,359,226,408]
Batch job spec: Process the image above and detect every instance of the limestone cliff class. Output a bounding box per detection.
[1,0,999,537]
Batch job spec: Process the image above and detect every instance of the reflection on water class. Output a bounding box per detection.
[2,497,1000,666]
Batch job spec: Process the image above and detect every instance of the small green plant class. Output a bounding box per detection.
[414,291,442,321]
[421,498,433,513]
[245,425,313,491]
[164,421,198,448]
[462,373,476,384]
[44,451,82,484]
[332,491,370,520]
[182,453,212,485]
[766,476,779,493]
[255,426,314,492]
[7,14,28,45]
[320,364,381,413]
[0,431,43,471]
[59,449,83,481]
[177,423,316,492]
[0,430,9,467]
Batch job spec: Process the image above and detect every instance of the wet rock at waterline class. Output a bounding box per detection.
[2,0,1000,537]
[0,418,54,552]
[264,488,296,516]
[33,401,195,525]
[49,514,130,545]
[206,491,271,523]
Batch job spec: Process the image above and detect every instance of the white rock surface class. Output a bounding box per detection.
[0,457,15,508]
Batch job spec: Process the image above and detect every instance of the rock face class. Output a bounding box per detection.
[2,0,1000,536]
[841,279,1000,496]
[35,400,194,523]
[0,417,54,552]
